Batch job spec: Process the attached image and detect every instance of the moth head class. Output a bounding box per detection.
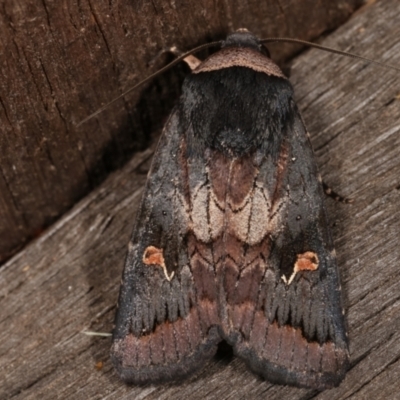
[222,28,271,58]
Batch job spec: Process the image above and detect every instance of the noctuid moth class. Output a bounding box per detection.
[111,29,350,390]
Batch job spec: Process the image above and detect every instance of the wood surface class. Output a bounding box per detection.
[1,0,400,398]
[0,0,364,263]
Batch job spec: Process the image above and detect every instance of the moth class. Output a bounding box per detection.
[111,29,349,390]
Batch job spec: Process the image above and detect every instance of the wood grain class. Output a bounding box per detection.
[0,0,364,263]
[1,0,400,398]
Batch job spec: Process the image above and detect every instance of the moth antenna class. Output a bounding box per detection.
[261,37,400,73]
[77,36,399,127]
[75,40,222,127]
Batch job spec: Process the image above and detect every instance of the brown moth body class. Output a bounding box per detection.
[111,30,348,390]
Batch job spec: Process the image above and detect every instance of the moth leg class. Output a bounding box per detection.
[168,46,201,70]
[148,47,201,71]
[322,181,353,203]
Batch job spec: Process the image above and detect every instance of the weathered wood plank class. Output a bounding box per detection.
[1,0,400,398]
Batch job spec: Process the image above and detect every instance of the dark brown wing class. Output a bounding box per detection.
[217,110,349,389]
[111,110,221,384]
